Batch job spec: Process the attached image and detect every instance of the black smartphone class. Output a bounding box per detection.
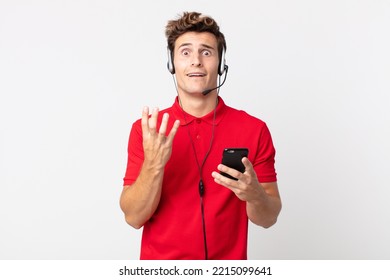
[220,148,249,180]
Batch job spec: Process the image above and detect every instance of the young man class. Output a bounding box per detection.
[120,12,281,260]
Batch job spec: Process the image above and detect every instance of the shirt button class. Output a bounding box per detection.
[196,135,201,139]
[196,119,201,124]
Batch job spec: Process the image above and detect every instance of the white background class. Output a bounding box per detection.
[1,0,389,259]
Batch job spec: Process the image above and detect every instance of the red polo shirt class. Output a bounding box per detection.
[123,97,277,259]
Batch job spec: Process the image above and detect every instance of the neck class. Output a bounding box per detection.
[178,93,218,117]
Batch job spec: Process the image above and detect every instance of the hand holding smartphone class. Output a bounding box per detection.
[220,148,249,180]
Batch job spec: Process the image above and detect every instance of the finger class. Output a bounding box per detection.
[217,164,243,181]
[148,107,159,131]
[158,113,169,136]
[242,157,255,176]
[211,171,239,193]
[167,119,180,143]
[141,106,150,136]
[212,170,252,202]
[239,157,260,187]
[212,171,232,187]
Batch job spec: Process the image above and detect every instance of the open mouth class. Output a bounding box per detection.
[187,73,206,77]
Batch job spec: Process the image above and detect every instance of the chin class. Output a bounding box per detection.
[181,88,204,96]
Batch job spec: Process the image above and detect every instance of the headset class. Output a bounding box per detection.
[167,47,227,76]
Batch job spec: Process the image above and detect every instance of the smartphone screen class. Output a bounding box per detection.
[220,148,249,180]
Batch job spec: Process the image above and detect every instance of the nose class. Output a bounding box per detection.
[191,53,202,67]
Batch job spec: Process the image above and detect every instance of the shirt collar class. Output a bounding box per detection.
[171,96,227,126]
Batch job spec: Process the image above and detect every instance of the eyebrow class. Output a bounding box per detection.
[177,43,216,50]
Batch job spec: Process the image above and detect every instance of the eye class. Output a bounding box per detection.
[181,49,190,56]
[202,50,211,56]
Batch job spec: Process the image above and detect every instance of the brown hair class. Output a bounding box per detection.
[165,12,226,58]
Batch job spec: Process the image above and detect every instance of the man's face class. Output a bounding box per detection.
[173,31,220,96]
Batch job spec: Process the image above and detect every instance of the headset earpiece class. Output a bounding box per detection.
[167,48,175,74]
[218,48,227,76]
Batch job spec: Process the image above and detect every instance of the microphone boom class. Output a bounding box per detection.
[202,65,229,95]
